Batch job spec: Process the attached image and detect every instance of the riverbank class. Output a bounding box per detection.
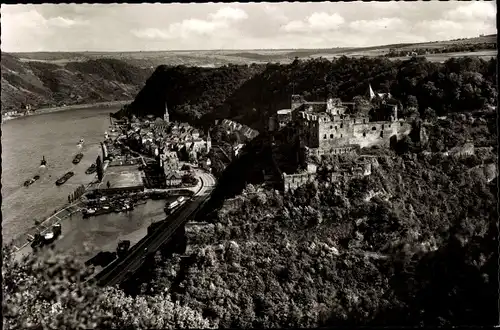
[2,100,131,123]
[2,111,112,242]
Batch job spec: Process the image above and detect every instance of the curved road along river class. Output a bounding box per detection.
[94,169,216,287]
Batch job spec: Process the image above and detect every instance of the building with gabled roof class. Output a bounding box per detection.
[165,171,182,187]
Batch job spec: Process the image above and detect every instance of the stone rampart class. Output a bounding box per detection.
[282,172,316,192]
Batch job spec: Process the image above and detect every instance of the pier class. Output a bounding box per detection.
[10,200,85,252]
[10,178,98,253]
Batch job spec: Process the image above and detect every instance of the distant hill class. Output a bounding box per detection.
[10,34,496,69]
[1,53,153,114]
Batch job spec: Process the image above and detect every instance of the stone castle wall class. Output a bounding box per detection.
[306,145,359,158]
[317,120,412,149]
[297,114,412,150]
[282,172,316,192]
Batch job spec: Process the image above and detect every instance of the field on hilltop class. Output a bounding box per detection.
[11,34,497,69]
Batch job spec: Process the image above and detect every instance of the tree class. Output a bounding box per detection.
[396,135,413,154]
[423,107,437,121]
[2,247,215,329]
[406,95,419,109]
[352,96,372,115]
[182,173,197,185]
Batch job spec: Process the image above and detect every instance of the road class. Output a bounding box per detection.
[94,169,216,287]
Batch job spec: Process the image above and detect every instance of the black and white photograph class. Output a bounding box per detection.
[1,1,498,328]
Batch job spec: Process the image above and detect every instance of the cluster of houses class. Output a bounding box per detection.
[218,118,260,141]
[124,108,211,163]
[2,104,35,121]
[120,105,212,188]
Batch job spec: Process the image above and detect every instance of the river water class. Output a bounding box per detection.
[2,107,166,259]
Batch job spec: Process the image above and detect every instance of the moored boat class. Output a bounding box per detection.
[31,223,62,249]
[40,156,47,167]
[85,163,97,174]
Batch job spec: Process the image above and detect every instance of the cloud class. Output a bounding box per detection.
[132,6,247,41]
[263,4,288,23]
[48,16,89,27]
[282,12,344,33]
[444,2,496,21]
[132,19,226,40]
[1,3,497,52]
[349,17,406,33]
[3,9,88,30]
[415,2,496,41]
[208,7,248,21]
[414,18,494,40]
[131,28,171,40]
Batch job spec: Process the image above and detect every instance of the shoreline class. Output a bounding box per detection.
[2,100,132,123]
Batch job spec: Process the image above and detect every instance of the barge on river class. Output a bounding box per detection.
[24,175,40,187]
[85,163,97,174]
[56,171,74,186]
[73,153,84,164]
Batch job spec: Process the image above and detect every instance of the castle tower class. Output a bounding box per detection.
[326,97,334,113]
[164,100,170,122]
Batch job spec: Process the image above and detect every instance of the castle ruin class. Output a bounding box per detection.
[272,85,413,191]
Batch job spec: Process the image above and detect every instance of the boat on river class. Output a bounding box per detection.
[85,163,97,174]
[40,156,47,167]
[31,223,62,249]
[24,174,41,187]
[56,171,74,186]
[77,138,84,148]
[72,153,84,164]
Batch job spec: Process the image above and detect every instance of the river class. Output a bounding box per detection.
[2,107,165,259]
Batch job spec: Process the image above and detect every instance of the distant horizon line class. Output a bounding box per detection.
[5,33,496,54]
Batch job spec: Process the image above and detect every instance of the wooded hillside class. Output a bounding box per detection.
[121,56,496,132]
[1,53,152,113]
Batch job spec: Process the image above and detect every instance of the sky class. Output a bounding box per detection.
[1,1,496,52]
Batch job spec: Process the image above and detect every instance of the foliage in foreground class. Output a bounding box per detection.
[2,248,215,329]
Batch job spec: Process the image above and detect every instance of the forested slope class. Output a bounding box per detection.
[121,56,496,132]
[1,53,152,113]
[133,141,498,327]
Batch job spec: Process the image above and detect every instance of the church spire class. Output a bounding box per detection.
[206,129,212,153]
[164,100,169,122]
[368,83,376,100]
